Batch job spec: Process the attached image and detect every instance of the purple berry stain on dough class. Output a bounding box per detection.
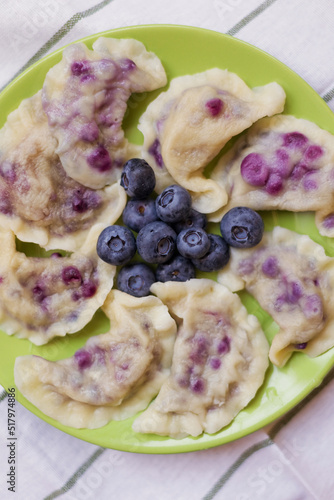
[205,98,224,116]
[217,336,231,355]
[295,342,308,349]
[304,144,323,161]
[210,358,221,370]
[71,60,91,76]
[266,172,283,195]
[87,146,112,172]
[74,349,93,369]
[191,378,205,394]
[148,138,163,168]
[283,132,308,149]
[62,266,83,285]
[82,280,97,298]
[262,256,280,278]
[240,153,269,187]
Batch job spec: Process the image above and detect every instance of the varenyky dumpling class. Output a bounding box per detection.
[14,290,177,429]
[217,227,334,367]
[133,279,268,438]
[0,91,126,251]
[42,37,167,189]
[0,224,115,345]
[210,115,334,237]
[139,69,285,213]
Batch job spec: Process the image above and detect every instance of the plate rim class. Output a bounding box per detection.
[1,23,334,454]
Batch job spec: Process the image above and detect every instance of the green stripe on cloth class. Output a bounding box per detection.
[322,87,334,103]
[201,367,334,499]
[202,439,273,500]
[44,447,106,499]
[269,366,334,439]
[0,389,7,403]
[0,0,115,93]
[226,0,279,36]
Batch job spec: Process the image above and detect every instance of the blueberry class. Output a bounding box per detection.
[173,208,207,233]
[120,158,156,198]
[220,207,264,248]
[117,263,156,297]
[137,221,176,264]
[97,225,136,265]
[155,185,192,223]
[122,198,159,233]
[177,228,210,259]
[192,234,230,272]
[156,255,196,282]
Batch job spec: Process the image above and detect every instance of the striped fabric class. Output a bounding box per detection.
[0,1,334,498]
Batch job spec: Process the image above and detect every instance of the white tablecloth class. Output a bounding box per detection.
[0,1,334,499]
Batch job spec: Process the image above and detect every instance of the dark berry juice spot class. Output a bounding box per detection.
[71,60,91,76]
[265,173,284,195]
[283,132,308,149]
[87,146,112,172]
[295,342,308,350]
[262,256,279,278]
[205,98,224,116]
[82,281,97,298]
[74,349,93,369]
[148,139,163,168]
[33,285,46,303]
[62,266,83,285]
[240,153,269,187]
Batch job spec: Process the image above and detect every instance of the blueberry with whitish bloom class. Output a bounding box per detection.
[136,221,176,264]
[122,198,159,233]
[173,208,207,234]
[156,255,196,282]
[120,158,156,199]
[117,263,156,297]
[192,234,230,272]
[155,184,192,223]
[220,207,264,248]
[177,227,210,259]
[96,225,136,266]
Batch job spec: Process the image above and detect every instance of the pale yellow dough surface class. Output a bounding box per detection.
[139,69,285,213]
[218,227,334,367]
[133,279,268,438]
[0,224,115,345]
[210,115,334,238]
[0,91,127,251]
[42,37,167,189]
[14,290,176,429]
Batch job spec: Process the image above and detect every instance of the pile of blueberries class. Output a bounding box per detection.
[96,158,264,297]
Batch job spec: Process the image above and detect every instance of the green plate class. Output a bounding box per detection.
[1,25,334,454]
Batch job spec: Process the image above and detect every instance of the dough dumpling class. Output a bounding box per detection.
[14,290,177,428]
[139,69,285,213]
[217,227,334,367]
[0,225,115,345]
[42,37,167,189]
[133,279,268,438]
[211,115,334,237]
[0,92,126,251]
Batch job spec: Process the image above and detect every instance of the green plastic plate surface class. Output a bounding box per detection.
[1,25,334,454]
